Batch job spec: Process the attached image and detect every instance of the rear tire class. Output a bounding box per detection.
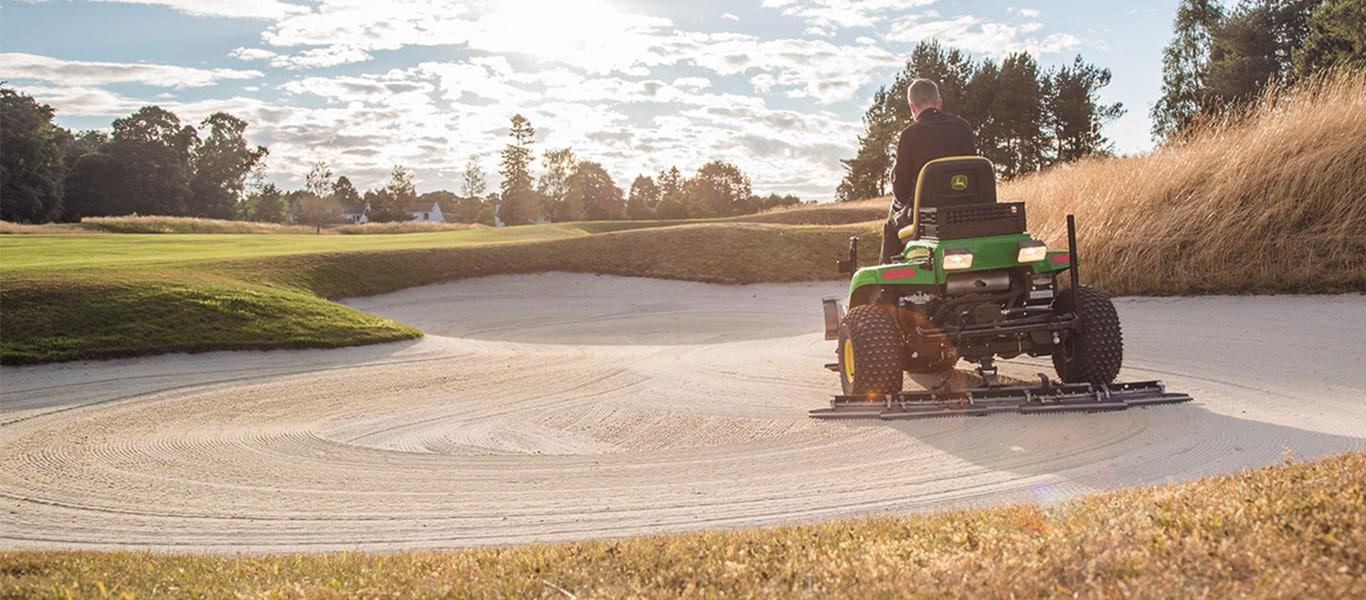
[838,304,904,396]
[1052,285,1123,385]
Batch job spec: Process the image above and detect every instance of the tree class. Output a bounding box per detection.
[295,162,339,232]
[1152,0,1226,140]
[293,191,340,234]
[461,156,487,199]
[757,193,802,211]
[333,175,361,209]
[188,112,267,220]
[498,114,536,226]
[836,41,975,201]
[538,147,576,222]
[1206,2,1283,106]
[654,167,689,219]
[1049,56,1125,162]
[1294,0,1366,77]
[367,165,417,223]
[101,106,197,216]
[626,175,659,219]
[992,52,1048,178]
[568,161,624,220]
[242,183,287,223]
[305,161,333,199]
[1,87,66,223]
[687,161,751,218]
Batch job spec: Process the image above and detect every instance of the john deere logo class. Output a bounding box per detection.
[950,174,969,191]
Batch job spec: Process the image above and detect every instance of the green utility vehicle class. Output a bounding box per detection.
[813,156,1190,420]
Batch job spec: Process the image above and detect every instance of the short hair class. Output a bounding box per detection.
[907,79,940,110]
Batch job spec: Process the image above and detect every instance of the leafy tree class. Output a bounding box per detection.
[100,106,197,216]
[60,131,111,221]
[626,175,659,220]
[1,87,66,223]
[242,182,288,223]
[498,114,536,226]
[655,167,689,219]
[1049,56,1125,162]
[687,161,751,218]
[757,193,802,211]
[294,161,339,232]
[367,165,417,223]
[293,191,340,234]
[1294,0,1366,76]
[568,160,624,220]
[1152,0,1226,140]
[333,175,361,209]
[188,112,267,220]
[474,194,498,226]
[538,147,576,222]
[305,161,334,199]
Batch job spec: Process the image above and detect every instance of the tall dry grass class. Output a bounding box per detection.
[1009,68,1366,295]
[79,215,320,235]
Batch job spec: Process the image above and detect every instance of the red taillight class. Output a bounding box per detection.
[1050,253,1071,265]
[883,266,917,280]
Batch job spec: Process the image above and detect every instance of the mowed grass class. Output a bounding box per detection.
[2,452,1362,599]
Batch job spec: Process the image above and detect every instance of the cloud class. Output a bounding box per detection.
[761,0,937,31]
[90,0,309,19]
[885,14,1081,57]
[0,53,262,88]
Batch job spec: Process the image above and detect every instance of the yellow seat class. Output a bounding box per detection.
[898,156,996,241]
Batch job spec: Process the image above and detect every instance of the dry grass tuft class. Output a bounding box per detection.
[79,216,320,235]
[2,452,1361,598]
[1009,68,1366,295]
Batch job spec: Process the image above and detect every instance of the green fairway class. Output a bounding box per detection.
[0,225,586,271]
[0,218,871,364]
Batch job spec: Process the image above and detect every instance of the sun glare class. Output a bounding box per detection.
[482,0,654,72]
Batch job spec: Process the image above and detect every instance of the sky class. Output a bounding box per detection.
[1,0,1180,202]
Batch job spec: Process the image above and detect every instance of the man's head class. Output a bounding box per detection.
[907,78,942,119]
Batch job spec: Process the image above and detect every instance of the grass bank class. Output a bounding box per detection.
[1011,69,1366,295]
[2,451,1361,598]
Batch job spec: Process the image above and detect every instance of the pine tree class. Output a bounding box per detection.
[498,114,536,226]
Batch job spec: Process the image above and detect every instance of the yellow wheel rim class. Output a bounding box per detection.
[842,338,856,382]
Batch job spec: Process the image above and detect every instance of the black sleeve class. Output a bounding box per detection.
[891,131,916,208]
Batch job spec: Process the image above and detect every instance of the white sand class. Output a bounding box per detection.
[1,273,1363,553]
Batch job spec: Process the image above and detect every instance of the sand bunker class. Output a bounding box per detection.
[2,273,1362,552]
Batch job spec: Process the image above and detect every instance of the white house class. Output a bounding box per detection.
[410,201,443,222]
[338,201,444,224]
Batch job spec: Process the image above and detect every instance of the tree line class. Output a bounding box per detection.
[1151,0,1365,140]
[0,89,802,226]
[837,40,1124,201]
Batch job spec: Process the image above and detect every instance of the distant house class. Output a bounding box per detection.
[410,201,443,222]
[341,203,368,224]
[338,201,444,224]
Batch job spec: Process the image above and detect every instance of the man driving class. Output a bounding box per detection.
[880,78,978,263]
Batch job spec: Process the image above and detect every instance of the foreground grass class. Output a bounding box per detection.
[2,452,1361,598]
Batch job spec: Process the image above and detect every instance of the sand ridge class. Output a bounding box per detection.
[1,274,1363,552]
